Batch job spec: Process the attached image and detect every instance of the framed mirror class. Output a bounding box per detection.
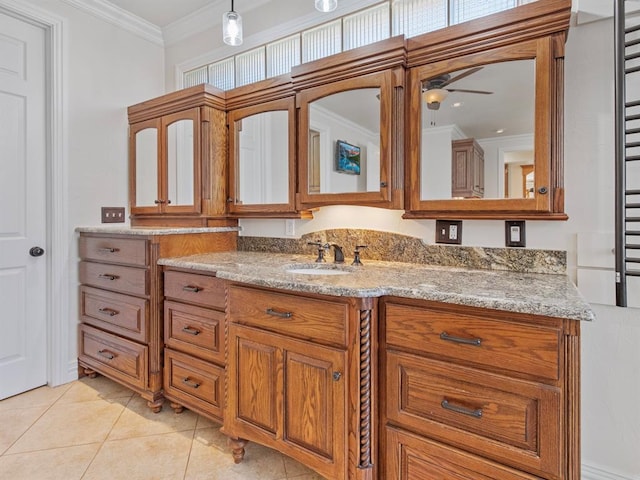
[228,97,296,215]
[297,70,397,209]
[405,38,565,219]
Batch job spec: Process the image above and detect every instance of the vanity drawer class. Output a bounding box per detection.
[80,286,148,342]
[384,302,561,380]
[385,426,540,480]
[79,236,148,266]
[164,301,225,364]
[78,324,148,390]
[386,350,560,478]
[164,348,224,420]
[164,271,225,310]
[228,284,348,347]
[79,261,149,296]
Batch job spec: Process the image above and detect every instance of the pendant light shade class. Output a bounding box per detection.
[315,0,338,13]
[223,1,243,46]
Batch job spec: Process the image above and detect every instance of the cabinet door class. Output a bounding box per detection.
[162,108,201,214]
[129,118,161,213]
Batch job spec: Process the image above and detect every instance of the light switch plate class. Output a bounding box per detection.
[436,220,462,244]
[505,220,526,247]
[101,207,125,223]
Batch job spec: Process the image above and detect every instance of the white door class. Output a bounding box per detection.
[0,11,48,399]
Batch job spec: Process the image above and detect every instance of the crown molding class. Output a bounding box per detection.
[60,0,163,46]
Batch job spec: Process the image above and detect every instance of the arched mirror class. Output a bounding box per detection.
[166,118,195,207]
[297,70,398,209]
[405,38,565,219]
[133,122,158,209]
[228,97,296,215]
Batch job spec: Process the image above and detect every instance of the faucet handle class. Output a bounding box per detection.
[308,240,329,262]
[352,245,368,266]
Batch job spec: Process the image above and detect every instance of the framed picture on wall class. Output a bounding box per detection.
[335,140,361,175]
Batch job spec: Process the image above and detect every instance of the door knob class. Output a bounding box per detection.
[29,246,45,257]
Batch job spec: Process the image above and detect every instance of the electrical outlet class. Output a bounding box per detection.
[435,220,462,244]
[505,220,526,247]
[101,207,125,223]
[285,219,295,236]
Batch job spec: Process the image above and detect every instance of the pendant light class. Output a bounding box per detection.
[315,0,338,13]
[223,0,243,46]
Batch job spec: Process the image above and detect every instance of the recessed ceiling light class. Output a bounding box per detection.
[451,102,463,108]
[495,128,505,134]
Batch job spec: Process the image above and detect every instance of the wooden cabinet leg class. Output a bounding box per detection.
[170,402,184,414]
[227,436,248,464]
[147,398,163,413]
[83,368,98,379]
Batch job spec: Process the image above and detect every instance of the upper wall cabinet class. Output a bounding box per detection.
[226,76,306,218]
[293,37,406,210]
[404,0,571,219]
[128,85,233,227]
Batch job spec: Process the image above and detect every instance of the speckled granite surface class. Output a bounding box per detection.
[76,226,240,235]
[159,251,594,322]
[238,229,566,274]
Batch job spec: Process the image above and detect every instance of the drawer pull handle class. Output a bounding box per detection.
[98,247,119,253]
[440,332,481,346]
[182,377,200,389]
[181,326,200,336]
[98,274,119,281]
[266,308,292,319]
[441,399,483,418]
[97,349,115,360]
[98,307,119,317]
[182,285,202,293]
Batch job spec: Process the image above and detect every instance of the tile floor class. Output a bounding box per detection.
[0,376,325,480]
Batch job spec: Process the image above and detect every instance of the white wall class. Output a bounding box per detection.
[16,0,165,380]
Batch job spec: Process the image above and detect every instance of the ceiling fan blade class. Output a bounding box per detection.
[439,66,483,88]
[446,88,493,95]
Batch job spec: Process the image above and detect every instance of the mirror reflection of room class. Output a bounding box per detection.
[308,88,381,195]
[420,59,535,200]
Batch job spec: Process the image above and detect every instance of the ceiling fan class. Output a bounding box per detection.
[422,66,493,110]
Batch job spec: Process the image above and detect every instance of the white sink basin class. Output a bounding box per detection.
[286,268,351,276]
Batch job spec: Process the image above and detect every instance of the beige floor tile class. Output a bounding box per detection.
[0,383,72,412]
[195,414,219,430]
[0,443,100,480]
[82,431,193,480]
[0,405,48,454]
[6,397,128,454]
[283,454,327,479]
[108,395,198,440]
[185,427,288,480]
[56,376,134,404]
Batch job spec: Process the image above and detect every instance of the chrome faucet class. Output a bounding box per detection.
[331,244,345,264]
[307,241,329,262]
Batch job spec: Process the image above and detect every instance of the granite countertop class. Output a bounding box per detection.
[76,226,240,235]
[159,251,595,322]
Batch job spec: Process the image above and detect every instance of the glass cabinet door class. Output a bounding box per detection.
[130,118,160,213]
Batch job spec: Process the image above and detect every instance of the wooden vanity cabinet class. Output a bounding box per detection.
[379,297,580,480]
[77,230,237,412]
[128,84,234,227]
[162,268,226,421]
[452,138,484,198]
[224,284,377,480]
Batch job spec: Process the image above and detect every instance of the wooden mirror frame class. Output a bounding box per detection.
[227,97,297,217]
[404,0,570,220]
[292,37,406,211]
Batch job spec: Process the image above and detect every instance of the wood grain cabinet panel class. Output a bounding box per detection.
[79,261,149,297]
[80,286,148,343]
[79,236,148,266]
[385,302,561,381]
[162,268,228,422]
[225,284,368,480]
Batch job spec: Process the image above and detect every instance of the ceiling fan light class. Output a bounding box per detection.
[315,0,338,12]
[223,3,243,46]
[423,88,449,105]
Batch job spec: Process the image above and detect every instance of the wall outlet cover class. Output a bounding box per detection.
[101,207,125,223]
[436,220,462,244]
[505,220,526,247]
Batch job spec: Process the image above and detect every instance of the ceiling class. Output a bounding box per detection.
[107,0,216,27]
